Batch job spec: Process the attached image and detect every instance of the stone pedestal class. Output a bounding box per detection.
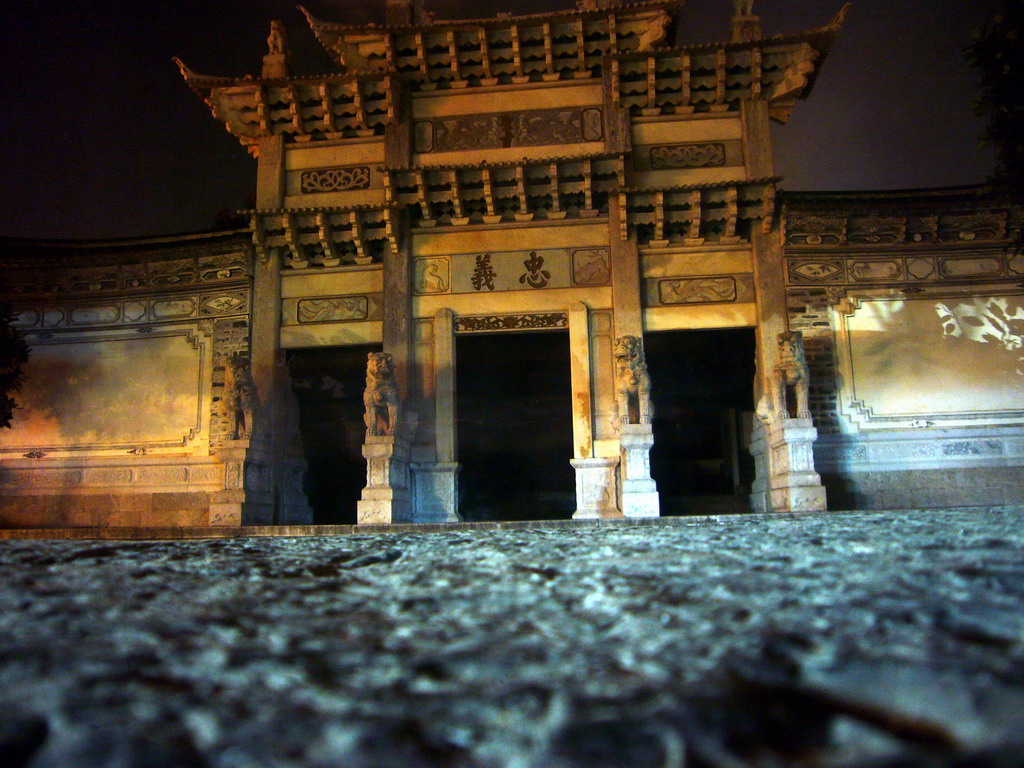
[210,438,272,526]
[571,457,621,519]
[210,438,313,527]
[618,424,660,518]
[411,461,461,523]
[358,435,413,525]
[750,417,827,513]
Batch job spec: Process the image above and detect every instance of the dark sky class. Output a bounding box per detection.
[0,0,1003,240]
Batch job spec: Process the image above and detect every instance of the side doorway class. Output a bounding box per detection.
[288,345,380,524]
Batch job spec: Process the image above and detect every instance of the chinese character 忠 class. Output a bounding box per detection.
[519,251,550,289]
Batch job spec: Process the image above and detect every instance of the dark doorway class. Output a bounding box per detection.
[287,345,380,524]
[645,328,756,516]
[456,331,575,522]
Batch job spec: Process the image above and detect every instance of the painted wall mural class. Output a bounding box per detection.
[0,328,211,454]
[834,293,1024,430]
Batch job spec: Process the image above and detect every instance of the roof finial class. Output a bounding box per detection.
[731,0,761,43]
[387,0,433,26]
[262,20,291,79]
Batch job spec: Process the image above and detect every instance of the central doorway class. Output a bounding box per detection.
[455,331,575,522]
[645,328,757,516]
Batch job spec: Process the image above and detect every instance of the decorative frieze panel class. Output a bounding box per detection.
[815,429,1024,473]
[12,290,249,330]
[571,249,611,286]
[282,293,383,326]
[297,296,368,323]
[0,461,225,495]
[5,250,249,299]
[786,208,1016,248]
[785,252,1015,287]
[455,313,569,334]
[649,143,725,169]
[414,107,603,154]
[646,273,755,307]
[414,247,605,296]
[300,166,372,193]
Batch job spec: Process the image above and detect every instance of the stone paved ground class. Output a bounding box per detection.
[2,509,1024,768]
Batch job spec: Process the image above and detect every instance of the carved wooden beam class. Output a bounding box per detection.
[542,23,559,81]
[618,191,629,240]
[750,47,762,99]
[712,49,728,112]
[547,162,566,219]
[449,170,469,225]
[680,53,693,113]
[514,165,534,221]
[282,213,308,269]
[254,86,271,133]
[722,187,742,244]
[684,191,704,245]
[510,25,528,83]
[319,82,336,132]
[762,184,777,235]
[481,168,501,223]
[413,170,435,227]
[575,19,588,77]
[350,211,371,264]
[643,56,659,116]
[650,191,669,247]
[478,28,497,85]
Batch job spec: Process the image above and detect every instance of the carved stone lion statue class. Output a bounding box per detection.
[364,352,401,437]
[267,20,289,57]
[226,355,258,440]
[767,330,811,421]
[613,335,653,425]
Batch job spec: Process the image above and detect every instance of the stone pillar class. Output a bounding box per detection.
[609,196,644,342]
[412,308,460,523]
[568,303,619,518]
[750,417,827,513]
[619,424,659,517]
[358,435,413,524]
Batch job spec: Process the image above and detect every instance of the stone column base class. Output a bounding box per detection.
[571,457,621,519]
[210,438,274,526]
[751,418,827,513]
[412,461,462,523]
[619,424,660,518]
[358,435,413,525]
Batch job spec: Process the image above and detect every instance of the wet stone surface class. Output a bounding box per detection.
[2,508,1024,767]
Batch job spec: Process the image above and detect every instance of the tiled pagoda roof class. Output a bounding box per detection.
[174,59,394,156]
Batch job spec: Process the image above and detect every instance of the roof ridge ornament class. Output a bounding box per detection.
[262,20,291,79]
[731,0,761,43]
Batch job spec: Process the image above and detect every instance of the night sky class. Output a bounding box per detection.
[0,0,1003,240]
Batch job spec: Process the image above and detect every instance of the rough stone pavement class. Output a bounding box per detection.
[2,508,1024,768]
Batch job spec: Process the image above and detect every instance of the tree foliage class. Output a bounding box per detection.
[966,1,1024,205]
[0,299,30,429]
